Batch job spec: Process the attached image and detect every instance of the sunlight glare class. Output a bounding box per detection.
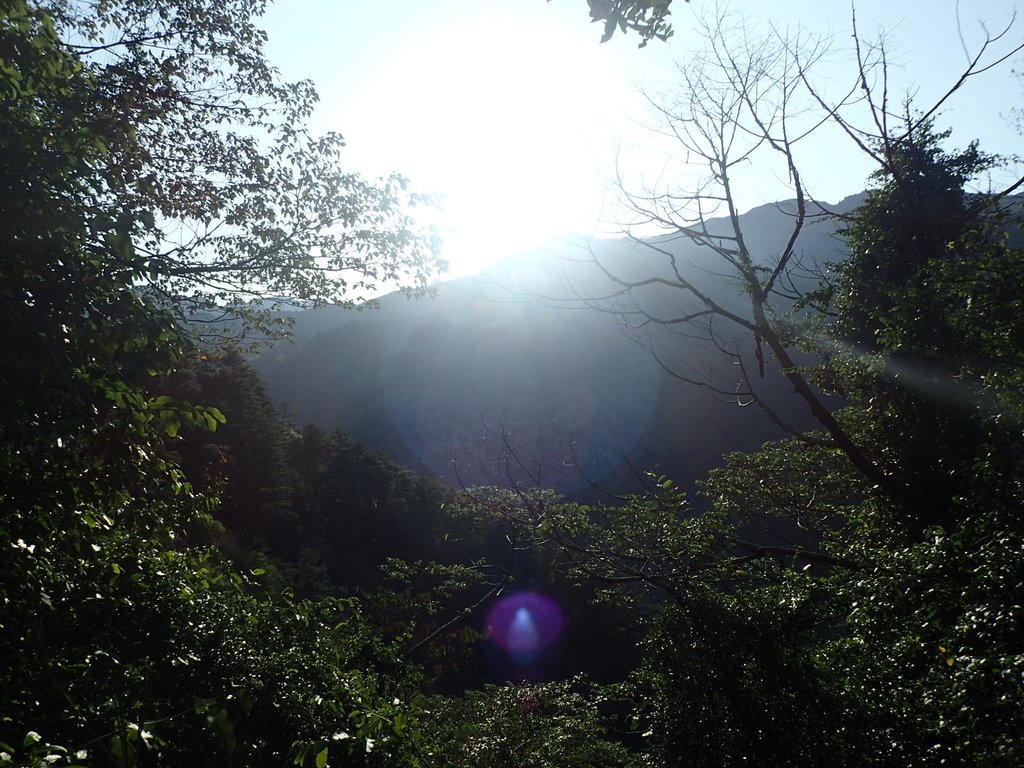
[346,12,634,276]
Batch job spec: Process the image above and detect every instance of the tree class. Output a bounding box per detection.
[423,677,639,768]
[822,122,1024,538]
[296,431,448,590]
[561,10,1024,519]
[30,0,444,343]
[578,0,677,46]
[462,12,1024,766]
[1,0,187,461]
[0,3,437,764]
[453,479,862,766]
[161,349,295,540]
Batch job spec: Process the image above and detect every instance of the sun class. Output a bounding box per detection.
[340,11,636,277]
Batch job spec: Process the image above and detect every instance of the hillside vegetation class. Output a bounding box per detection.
[2,2,1023,766]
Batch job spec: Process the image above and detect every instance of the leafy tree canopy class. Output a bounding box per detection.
[579,0,677,45]
[0,2,443,764]
[28,0,445,343]
[456,23,1024,762]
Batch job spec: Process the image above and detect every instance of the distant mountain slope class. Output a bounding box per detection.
[254,198,858,496]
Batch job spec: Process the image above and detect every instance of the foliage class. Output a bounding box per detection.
[6,2,1023,765]
[803,124,1024,765]
[29,0,444,343]
[1,0,186,458]
[823,121,1024,539]
[160,349,295,540]
[298,433,447,584]
[0,2,439,765]
[578,0,676,46]
[1,501,428,767]
[423,677,639,768]
[466,119,1024,765]
[365,559,497,687]
[702,411,1024,765]
[518,16,1024,761]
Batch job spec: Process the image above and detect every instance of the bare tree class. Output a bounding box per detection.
[543,9,1024,510]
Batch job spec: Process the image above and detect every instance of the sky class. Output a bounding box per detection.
[261,0,1023,279]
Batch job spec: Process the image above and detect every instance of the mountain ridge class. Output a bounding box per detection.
[253,197,858,496]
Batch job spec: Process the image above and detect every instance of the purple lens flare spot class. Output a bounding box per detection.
[486,592,565,661]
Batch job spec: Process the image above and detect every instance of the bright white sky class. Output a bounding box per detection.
[262,0,1022,278]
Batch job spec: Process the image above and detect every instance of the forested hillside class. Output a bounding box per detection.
[253,198,852,496]
[3,1,1023,767]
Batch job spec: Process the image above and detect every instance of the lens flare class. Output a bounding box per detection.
[485,592,565,662]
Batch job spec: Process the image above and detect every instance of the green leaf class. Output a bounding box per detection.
[211,708,236,754]
[159,409,180,437]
